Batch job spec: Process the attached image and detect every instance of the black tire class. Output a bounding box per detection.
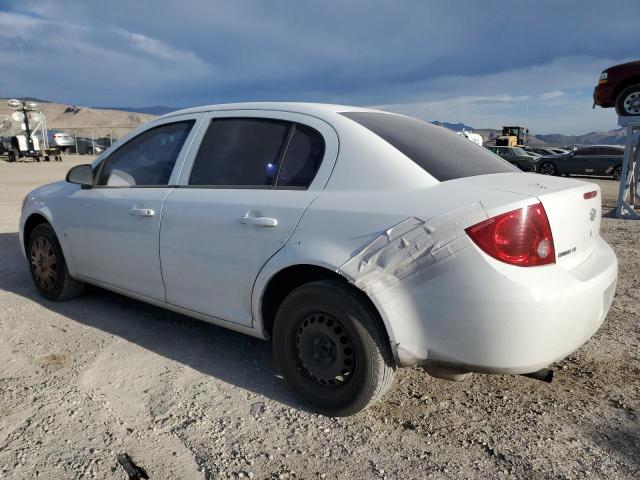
[615,84,640,116]
[539,161,556,176]
[7,150,17,163]
[273,279,395,416]
[612,165,622,181]
[27,223,85,301]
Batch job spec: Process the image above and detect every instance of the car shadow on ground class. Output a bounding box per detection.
[0,231,306,411]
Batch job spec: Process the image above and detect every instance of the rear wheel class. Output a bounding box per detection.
[27,224,85,301]
[539,161,556,175]
[613,165,622,181]
[615,85,640,116]
[273,280,395,416]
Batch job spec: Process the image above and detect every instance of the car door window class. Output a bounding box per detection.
[575,147,596,156]
[598,147,621,156]
[276,124,325,188]
[189,118,291,187]
[96,121,194,187]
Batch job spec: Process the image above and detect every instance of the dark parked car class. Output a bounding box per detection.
[486,145,538,171]
[536,146,625,179]
[593,60,640,116]
[69,137,109,155]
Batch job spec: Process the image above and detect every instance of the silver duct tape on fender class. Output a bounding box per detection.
[337,203,489,296]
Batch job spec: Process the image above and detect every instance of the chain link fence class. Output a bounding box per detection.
[45,126,138,155]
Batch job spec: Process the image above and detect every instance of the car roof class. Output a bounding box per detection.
[159,102,382,120]
[577,144,623,149]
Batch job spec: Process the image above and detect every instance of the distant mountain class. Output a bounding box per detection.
[431,120,475,131]
[96,105,177,115]
[434,121,626,146]
[535,129,626,146]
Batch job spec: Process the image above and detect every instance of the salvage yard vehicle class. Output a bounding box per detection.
[48,130,75,151]
[20,103,618,416]
[536,145,625,179]
[485,145,539,171]
[593,60,640,116]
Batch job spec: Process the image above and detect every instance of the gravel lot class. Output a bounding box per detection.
[0,158,638,479]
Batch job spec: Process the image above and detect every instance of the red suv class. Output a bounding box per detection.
[593,60,640,116]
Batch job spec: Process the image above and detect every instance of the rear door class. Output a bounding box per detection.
[570,147,599,174]
[592,147,623,175]
[160,111,338,326]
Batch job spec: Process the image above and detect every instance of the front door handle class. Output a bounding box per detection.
[240,211,278,227]
[129,208,155,217]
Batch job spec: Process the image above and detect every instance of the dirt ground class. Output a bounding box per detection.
[0,158,638,479]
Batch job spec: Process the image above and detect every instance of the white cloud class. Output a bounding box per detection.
[539,91,567,101]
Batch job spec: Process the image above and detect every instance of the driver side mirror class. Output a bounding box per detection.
[66,164,94,188]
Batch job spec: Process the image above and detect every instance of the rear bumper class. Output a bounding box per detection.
[376,236,617,373]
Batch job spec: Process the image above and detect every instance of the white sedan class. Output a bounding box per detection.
[20,103,617,416]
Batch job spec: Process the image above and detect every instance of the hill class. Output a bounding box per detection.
[96,105,178,116]
[0,99,156,137]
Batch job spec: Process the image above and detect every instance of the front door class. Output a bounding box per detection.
[161,113,337,326]
[64,118,199,300]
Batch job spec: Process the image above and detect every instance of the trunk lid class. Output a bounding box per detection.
[470,173,601,270]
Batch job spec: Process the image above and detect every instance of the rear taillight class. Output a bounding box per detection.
[465,203,555,267]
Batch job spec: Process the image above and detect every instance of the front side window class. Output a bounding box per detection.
[96,121,194,187]
[576,147,597,156]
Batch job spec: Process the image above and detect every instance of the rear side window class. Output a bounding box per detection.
[190,118,290,186]
[189,118,325,188]
[598,147,623,155]
[97,121,194,187]
[276,124,325,188]
[341,112,518,181]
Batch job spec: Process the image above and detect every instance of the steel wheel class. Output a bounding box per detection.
[622,91,640,116]
[539,162,555,175]
[296,313,356,387]
[30,237,58,291]
[273,280,395,416]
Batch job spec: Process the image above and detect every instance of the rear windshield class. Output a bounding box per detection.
[341,112,518,181]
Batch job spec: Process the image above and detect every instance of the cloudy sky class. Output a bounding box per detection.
[0,0,637,134]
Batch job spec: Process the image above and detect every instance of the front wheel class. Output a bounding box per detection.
[539,161,556,175]
[27,223,85,301]
[615,84,640,116]
[273,280,395,416]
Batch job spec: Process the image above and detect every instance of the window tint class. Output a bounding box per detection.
[576,147,597,156]
[598,147,623,156]
[276,124,325,187]
[341,112,517,181]
[96,121,194,187]
[190,118,291,186]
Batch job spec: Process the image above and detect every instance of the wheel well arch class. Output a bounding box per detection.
[613,76,640,102]
[259,264,392,349]
[23,213,50,245]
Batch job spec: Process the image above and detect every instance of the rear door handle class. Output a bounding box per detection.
[129,208,155,217]
[240,211,278,227]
